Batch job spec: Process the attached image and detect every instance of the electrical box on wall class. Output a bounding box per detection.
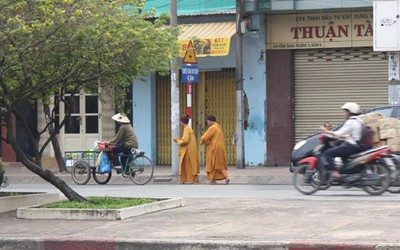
[250,15,261,31]
[374,0,400,51]
[240,15,261,34]
[243,0,271,14]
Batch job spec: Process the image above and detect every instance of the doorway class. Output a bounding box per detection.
[57,90,101,152]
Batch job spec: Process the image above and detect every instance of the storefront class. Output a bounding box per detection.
[156,70,236,165]
[133,13,267,166]
[266,10,388,165]
[156,22,237,165]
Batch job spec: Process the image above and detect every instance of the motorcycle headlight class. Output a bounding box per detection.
[293,140,306,151]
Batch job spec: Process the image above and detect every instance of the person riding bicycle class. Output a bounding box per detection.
[320,102,363,180]
[108,113,138,170]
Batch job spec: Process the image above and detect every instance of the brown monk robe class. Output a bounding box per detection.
[173,115,199,184]
[200,115,230,185]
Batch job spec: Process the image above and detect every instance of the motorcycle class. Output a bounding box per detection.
[292,134,391,195]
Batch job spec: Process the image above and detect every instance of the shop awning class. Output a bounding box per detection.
[178,22,236,57]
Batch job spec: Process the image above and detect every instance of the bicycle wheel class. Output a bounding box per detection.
[71,161,91,185]
[129,155,154,185]
[292,164,320,195]
[92,167,112,185]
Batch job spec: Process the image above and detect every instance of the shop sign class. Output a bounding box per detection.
[178,37,231,57]
[266,11,373,50]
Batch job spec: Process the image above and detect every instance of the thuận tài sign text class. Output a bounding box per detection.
[266,11,373,50]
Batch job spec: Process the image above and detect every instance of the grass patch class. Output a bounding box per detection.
[42,197,156,209]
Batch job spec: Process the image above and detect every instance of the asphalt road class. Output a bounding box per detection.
[4,183,400,201]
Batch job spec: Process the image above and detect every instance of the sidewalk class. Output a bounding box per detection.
[3,162,293,185]
[1,198,400,249]
[3,162,400,249]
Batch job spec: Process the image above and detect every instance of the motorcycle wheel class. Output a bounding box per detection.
[387,183,400,193]
[387,163,400,193]
[293,164,320,195]
[387,172,400,193]
[362,162,391,196]
[312,171,332,190]
[319,182,332,190]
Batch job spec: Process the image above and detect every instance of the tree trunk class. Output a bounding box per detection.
[5,110,85,201]
[43,104,68,172]
[20,157,86,201]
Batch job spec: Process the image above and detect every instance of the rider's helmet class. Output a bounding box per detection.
[340,102,360,115]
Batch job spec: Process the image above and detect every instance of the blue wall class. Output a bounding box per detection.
[242,15,267,165]
[132,18,267,166]
[132,73,157,163]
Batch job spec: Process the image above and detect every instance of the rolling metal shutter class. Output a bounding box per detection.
[204,69,236,165]
[156,69,236,165]
[156,74,187,165]
[294,48,388,143]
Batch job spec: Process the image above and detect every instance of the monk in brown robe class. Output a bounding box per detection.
[200,115,230,185]
[173,115,199,184]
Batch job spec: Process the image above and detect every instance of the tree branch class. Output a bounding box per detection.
[4,102,85,201]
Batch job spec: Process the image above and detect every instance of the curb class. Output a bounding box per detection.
[289,242,375,250]
[1,238,399,250]
[7,175,292,185]
[0,193,60,213]
[17,198,185,220]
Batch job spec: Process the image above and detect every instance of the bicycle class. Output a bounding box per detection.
[70,147,154,185]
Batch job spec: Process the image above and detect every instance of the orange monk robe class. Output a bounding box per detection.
[200,123,228,181]
[176,126,199,183]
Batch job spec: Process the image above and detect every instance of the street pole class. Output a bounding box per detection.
[171,0,180,176]
[187,82,192,127]
[236,0,245,169]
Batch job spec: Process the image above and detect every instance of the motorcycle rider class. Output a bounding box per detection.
[320,102,363,179]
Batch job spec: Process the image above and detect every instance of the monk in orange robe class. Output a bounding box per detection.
[173,115,199,184]
[200,115,230,185]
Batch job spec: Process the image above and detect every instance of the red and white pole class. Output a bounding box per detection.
[187,82,192,127]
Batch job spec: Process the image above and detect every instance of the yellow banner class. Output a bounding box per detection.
[266,11,373,50]
[179,38,231,57]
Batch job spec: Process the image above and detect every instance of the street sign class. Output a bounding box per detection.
[182,64,199,83]
[182,40,198,64]
[389,51,400,81]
